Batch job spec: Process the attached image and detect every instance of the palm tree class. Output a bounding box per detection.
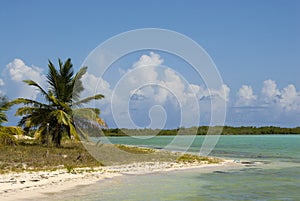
[10,58,106,146]
[0,96,25,145]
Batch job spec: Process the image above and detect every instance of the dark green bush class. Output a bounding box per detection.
[0,133,17,146]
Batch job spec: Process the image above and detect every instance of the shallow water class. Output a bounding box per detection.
[42,135,300,200]
[43,163,300,201]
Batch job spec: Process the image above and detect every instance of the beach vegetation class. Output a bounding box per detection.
[0,96,26,146]
[176,154,222,164]
[8,58,106,147]
[0,139,223,173]
[115,144,155,154]
[0,141,103,173]
[0,132,17,146]
[64,164,75,173]
[0,96,8,125]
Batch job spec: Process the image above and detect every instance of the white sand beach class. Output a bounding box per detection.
[0,160,239,201]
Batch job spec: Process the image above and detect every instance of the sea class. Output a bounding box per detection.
[41,135,300,201]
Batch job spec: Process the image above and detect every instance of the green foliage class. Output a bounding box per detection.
[0,125,25,146]
[0,132,17,146]
[0,141,223,173]
[0,96,27,146]
[115,144,155,154]
[10,58,106,146]
[176,154,222,164]
[0,96,9,125]
[64,164,75,173]
[219,126,300,135]
[0,126,25,136]
[102,126,300,136]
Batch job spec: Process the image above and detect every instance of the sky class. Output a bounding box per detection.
[0,0,299,128]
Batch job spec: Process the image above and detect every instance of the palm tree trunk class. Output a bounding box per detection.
[53,124,62,147]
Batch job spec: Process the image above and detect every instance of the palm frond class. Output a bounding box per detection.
[73,108,107,128]
[96,117,107,128]
[72,66,88,101]
[67,122,80,141]
[73,94,105,106]
[47,60,60,98]
[50,110,70,125]
[0,126,25,136]
[47,93,71,112]
[73,108,99,119]
[9,98,47,108]
[0,97,9,125]
[23,80,49,98]
[73,124,89,141]
[60,58,74,80]
[15,106,50,117]
[0,110,8,124]
[34,125,47,141]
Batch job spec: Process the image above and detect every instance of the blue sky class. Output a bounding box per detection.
[0,0,299,128]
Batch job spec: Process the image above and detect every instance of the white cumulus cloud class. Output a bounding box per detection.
[0,79,4,96]
[2,58,46,100]
[279,84,300,111]
[231,79,300,127]
[133,52,163,68]
[260,79,300,112]
[81,72,112,100]
[2,56,299,128]
[105,52,228,128]
[7,59,44,83]
[236,85,257,106]
[261,79,280,104]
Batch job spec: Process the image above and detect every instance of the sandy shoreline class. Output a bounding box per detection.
[0,160,240,201]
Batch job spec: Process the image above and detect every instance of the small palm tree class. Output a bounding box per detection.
[10,58,106,146]
[0,96,24,145]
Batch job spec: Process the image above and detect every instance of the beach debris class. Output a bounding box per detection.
[30,179,40,182]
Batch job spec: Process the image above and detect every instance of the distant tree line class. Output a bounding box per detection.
[101,126,300,136]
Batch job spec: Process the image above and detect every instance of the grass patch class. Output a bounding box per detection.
[115,144,155,154]
[83,143,177,166]
[64,164,75,173]
[0,141,102,174]
[176,153,223,164]
[0,140,223,173]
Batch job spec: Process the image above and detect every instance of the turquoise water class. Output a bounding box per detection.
[106,135,300,162]
[42,135,300,201]
[45,165,300,201]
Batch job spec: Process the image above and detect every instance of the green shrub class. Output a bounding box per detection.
[65,164,75,173]
[0,133,17,146]
[115,144,155,154]
[176,154,222,164]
